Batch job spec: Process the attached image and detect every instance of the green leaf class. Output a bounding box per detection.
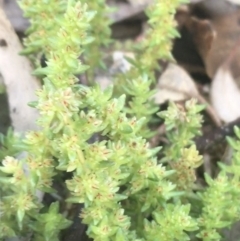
[74,64,89,74]
[120,124,133,134]
[227,136,239,150]
[66,196,82,203]
[0,83,6,94]
[33,67,49,76]
[17,209,25,229]
[28,101,38,108]
[19,47,36,55]
[49,202,59,214]
[65,58,78,69]
[115,229,127,241]
[30,172,39,187]
[234,126,240,139]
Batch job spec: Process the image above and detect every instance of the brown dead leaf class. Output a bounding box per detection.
[190,0,239,19]
[188,8,240,124]
[185,17,216,78]
[187,8,240,79]
[205,12,240,78]
[175,5,190,29]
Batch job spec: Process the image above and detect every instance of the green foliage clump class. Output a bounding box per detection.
[159,100,204,191]
[19,0,66,56]
[1,1,240,241]
[113,0,187,138]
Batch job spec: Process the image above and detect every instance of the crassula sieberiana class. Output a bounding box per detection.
[1,1,240,241]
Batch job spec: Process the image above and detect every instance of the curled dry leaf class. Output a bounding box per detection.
[186,8,240,79]
[191,0,239,18]
[210,65,240,123]
[185,17,216,78]
[204,11,240,79]
[154,63,199,104]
